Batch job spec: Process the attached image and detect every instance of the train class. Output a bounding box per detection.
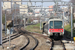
[43,19,64,40]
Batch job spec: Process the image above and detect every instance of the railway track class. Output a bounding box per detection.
[20,30,39,50]
[2,25,39,50]
[2,26,22,44]
[50,40,66,50]
[20,34,30,50]
[2,33,21,44]
[2,33,19,40]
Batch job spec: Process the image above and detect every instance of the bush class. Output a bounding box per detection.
[73,19,75,23]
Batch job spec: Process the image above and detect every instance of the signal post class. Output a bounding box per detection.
[0,0,2,46]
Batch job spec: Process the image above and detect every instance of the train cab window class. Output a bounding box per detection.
[50,21,53,29]
[54,21,62,29]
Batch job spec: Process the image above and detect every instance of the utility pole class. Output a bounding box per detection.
[40,0,43,30]
[5,10,7,36]
[15,2,17,24]
[0,0,2,46]
[24,14,26,28]
[20,11,26,28]
[11,0,14,34]
[71,3,73,40]
[63,11,64,34]
[8,0,13,47]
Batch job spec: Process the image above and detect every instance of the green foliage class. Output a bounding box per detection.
[73,29,75,37]
[2,15,5,24]
[73,19,75,23]
[26,23,40,30]
[28,19,31,23]
[64,24,71,32]
[64,24,75,37]
[69,19,75,25]
[25,23,42,33]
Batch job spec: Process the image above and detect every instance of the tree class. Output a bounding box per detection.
[2,14,5,24]
[2,10,5,24]
[71,0,75,4]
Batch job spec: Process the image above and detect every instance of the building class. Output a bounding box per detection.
[12,3,20,16]
[3,0,28,14]
[3,0,22,5]
[27,0,32,6]
[20,5,28,14]
[62,7,68,12]
[3,2,11,10]
[3,0,22,10]
[13,0,22,5]
[49,5,53,11]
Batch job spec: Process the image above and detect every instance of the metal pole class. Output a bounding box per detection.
[56,1,58,12]
[24,14,25,28]
[44,9,46,21]
[39,6,42,30]
[71,3,73,40]
[15,2,17,24]
[11,0,14,34]
[20,14,21,25]
[40,0,43,30]
[5,10,7,36]
[3,0,63,2]
[9,28,11,47]
[22,15,23,25]
[20,14,22,27]
[40,16,41,30]
[0,0,2,46]
[63,11,64,35]
[8,0,13,47]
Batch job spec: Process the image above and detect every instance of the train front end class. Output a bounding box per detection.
[48,19,64,40]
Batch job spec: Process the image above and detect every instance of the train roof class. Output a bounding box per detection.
[44,19,63,25]
[48,19,63,21]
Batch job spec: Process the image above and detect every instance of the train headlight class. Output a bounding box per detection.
[51,30,52,32]
[61,30,62,32]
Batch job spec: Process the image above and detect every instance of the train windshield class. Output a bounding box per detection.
[50,21,62,29]
[54,21,62,29]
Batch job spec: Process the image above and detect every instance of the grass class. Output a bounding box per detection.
[25,23,75,36]
[64,24,75,37]
[64,24,71,32]
[25,23,42,34]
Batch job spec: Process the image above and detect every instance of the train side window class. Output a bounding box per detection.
[50,21,53,29]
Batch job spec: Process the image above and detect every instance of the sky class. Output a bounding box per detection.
[22,0,70,7]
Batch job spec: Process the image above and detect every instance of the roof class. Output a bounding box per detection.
[50,19,63,21]
[48,19,63,23]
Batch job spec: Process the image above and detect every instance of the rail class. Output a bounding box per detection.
[50,40,66,50]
